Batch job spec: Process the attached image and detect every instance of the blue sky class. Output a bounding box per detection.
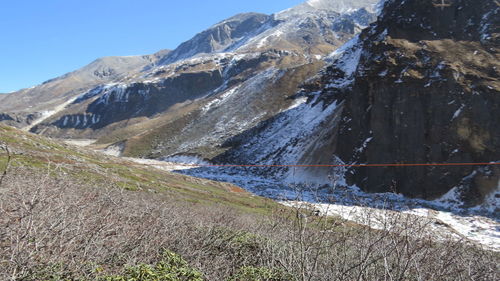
[0,0,304,93]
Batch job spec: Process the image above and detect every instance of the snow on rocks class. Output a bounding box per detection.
[101,143,124,157]
[22,96,79,132]
[326,35,363,89]
[281,197,499,252]
[202,85,242,113]
[452,104,465,120]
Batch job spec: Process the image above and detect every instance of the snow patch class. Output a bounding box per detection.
[63,139,96,147]
[452,104,465,120]
[102,143,124,157]
[162,155,210,166]
[120,157,198,172]
[285,97,308,111]
[202,85,241,113]
[280,198,500,251]
[355,137,373,153]
[326,36,362,88]
[23,96,79,131]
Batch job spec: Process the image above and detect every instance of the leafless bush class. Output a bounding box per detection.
[0,167,279,280]
[258,200,499,281]
[0,167,498,281]
[0,143,11,187]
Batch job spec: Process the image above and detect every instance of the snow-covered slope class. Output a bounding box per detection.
[156,1,379,64]
[156,13,274,65]
[305,0,379,13]
[160,0,499,215]
[233,7,375,55]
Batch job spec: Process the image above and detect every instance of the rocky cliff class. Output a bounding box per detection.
[304,0,499,204]
[201,0,499,208]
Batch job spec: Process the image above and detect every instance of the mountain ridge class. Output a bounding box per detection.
[163,0,499,210]
[1,0,496,209]
[0,0,378,133]
[221,0,498,206]
[0,1,376,146]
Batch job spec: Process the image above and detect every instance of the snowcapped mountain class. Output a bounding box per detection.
[1,0,496,211]
[156,13,274,65]
[156,0,380,64]
[207,0,498,208]
[0,0,377,142]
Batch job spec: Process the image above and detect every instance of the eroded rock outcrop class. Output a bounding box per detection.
[321,0,499,204]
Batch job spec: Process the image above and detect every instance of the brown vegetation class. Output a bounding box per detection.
[0,166,498,281]
[0,127,498,280]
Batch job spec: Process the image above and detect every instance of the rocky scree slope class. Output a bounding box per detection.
[217,0,499,206]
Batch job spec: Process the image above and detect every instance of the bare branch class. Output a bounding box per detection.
[0,143,11,187]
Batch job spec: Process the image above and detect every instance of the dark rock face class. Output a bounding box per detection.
[48,70,223,130]
[0,113,40,128]
[0,114,14,122]
[380,0,499,43]
[318,0,499,203]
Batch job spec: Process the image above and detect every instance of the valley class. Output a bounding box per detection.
[58,137,500,252]
[0,0,499,279]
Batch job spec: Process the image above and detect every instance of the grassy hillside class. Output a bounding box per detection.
[0,124,277,214]
[0,124,498,281]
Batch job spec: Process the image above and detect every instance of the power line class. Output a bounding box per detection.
[1,152,498,168]
[124,162,500,168]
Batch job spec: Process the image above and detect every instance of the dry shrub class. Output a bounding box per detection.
[0,167,498,281]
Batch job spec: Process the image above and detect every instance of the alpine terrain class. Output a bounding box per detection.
[1,0,500,280]
[0,0,498,207]
[193,0,500,210]
[0,0,378,147]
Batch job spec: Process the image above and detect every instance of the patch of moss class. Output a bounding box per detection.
[99,250,204,281]
[11,155,49,170]
[227,266,294,281]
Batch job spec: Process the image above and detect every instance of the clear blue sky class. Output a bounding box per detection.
[0,0,304,93]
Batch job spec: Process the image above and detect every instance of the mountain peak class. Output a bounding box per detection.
[157,12,272,65]
[305,0,381,13]
[276,0,380,19]
[215,12,269,25]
